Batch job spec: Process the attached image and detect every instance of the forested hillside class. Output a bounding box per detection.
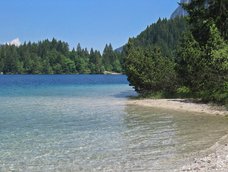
[0,17,188,75]
[124,0,228,106]
[122,17,189,95]
[0,39,122,74]
[123,17,189,58]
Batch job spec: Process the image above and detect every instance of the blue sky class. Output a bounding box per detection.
[0,0,179,51]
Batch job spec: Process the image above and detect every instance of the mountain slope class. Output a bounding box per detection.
[170,0,191,19]
[124,17,189,57]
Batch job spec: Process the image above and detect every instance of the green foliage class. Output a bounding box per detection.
[102,44,122,72]
[139,91,167,99]
[182,0,228,44]
[0,39,122,74]
[176,2,228,105]
[203,25,228,92]
[175,31,203,91]
[176,25,228,104]
[176,86,191,98]
[123,17,189,58]
[124,1,227,105]
[123,17,188,96]
[124,43,176,94]
[207,0,228,40]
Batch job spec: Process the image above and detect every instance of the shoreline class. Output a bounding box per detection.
[127,98,228,116]
[103,71,122,75]
[181,134,228,171]
[127,98,228,171]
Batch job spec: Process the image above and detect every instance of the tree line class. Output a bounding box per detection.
[124,0,228,106]
[0,39,122,74]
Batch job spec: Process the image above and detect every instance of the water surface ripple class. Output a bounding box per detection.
[0,75,228,171]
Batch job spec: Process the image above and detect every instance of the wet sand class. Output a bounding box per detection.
[127,99,228,116]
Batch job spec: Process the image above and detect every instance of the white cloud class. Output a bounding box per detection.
[7,38,21,47]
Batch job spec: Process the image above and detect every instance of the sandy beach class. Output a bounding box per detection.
[127,99,228,116]
[128,98,228,171]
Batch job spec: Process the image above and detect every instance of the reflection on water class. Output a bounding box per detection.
[0,75,228,171]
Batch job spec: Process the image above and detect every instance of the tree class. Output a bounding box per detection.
[182,0,210,45]
[122,17,189,58]
[42,57,53,74]
[209,44,228,103]
[0,47,4,73]
[176,31,203,91]
[112,60,122,73]
[62,58,76,74]
[0,38,123,74]
[89,50,103,73]
[102,44,115,71]
[175,5,228,104]
[3,46,20,74]
[207,0,228,40]
[75,57,89,74]
[30,55,42,74]
[124,42,176,94]
[182,0,228,45]
[201,24,228,103]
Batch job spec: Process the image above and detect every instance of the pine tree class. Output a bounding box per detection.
[176,32,203,92]
[183,0,228,44]
[124,44,176,94]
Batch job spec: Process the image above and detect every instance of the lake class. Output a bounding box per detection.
[0,75,228,171]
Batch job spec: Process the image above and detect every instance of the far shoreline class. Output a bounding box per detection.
[0,72,124,75]
[127,98,228,116]
[103,71,123,75]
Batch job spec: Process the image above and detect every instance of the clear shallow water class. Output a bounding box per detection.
[0,75,228,172]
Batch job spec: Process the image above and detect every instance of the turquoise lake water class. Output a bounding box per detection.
[0,75,228,171]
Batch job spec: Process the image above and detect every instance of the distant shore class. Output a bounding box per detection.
[127,98,228,116]
[103,71,122,75]
[0,72,123,75]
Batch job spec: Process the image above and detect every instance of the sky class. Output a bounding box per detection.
[0,0,179,51]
